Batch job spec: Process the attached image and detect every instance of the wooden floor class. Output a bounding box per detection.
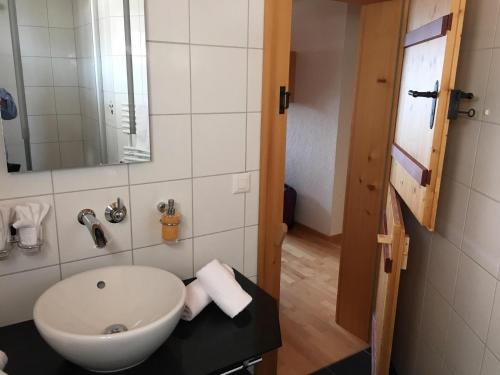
[277,225,368,375]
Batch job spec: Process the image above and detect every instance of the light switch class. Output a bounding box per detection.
[233,173,250,194]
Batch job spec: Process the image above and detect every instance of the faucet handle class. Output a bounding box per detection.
[105,198,127,224]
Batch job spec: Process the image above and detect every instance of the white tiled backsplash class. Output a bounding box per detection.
[0,0,263,327]
[393,1,500,374]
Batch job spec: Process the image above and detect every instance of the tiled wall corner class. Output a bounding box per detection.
[0,0,264,327]
[395,1,500,373]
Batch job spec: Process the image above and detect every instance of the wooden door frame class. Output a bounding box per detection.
[256,0,407,373]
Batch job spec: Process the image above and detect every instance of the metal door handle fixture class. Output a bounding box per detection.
[279,86,290,114]
[408,90,438,99]
[408,81,440,129]
[448,89,475,120]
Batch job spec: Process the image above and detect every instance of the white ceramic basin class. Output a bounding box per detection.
[33,265,186,373]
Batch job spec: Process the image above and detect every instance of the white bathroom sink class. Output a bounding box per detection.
[33,265,186,373]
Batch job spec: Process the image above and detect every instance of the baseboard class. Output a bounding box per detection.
[293,223,342,244]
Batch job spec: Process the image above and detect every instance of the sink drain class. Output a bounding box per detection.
[103,324,128,334]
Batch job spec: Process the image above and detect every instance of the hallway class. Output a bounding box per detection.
[277,226,367,375]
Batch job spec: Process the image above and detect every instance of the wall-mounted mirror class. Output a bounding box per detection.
[0,0,150,173]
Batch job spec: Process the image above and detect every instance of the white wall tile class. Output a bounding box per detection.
[444,310,485,375]
[19,26,51,57]
[28,115,58,143]
[49,28,76,58]
[0,143,53,201]
[245,171,259,226]
[16,0,48,27]
[454,254,496,341]
[61,251,132,279]
[428,233,460,304]
[190,0,248,47]
[25,87,56,116]
[47,0,74,28]
[462,0,500,51]
[129,115,191,184]
[145,0,189,43]
[414,339,448,375]
[191,46,247,113]
[484,50,500,125]
[148,42,190,115]
[487,283,500,358]
[246,112,261,171]
[244,225,258,277]
[463,191,500,277]
[0,195,59,276]
[436,177,469,247]
[0,266,60,326]
[130,179,193,248]
[192,113,246,177]
[52,58,78,86]
[52,165,128,193]
[419,283,452,357]
[443,118,480,186]
[193,174,245,236]
[54,87,81,115]
[57,115,82,141]
[22,57,53,86]
[193,228,244,273]
[248,0,264,48]
[31,142,61,170]
[473,123,500,201]
[55,187,131,262]
[247,49,263,112]
[455,49,492,123]
[133,239,194,280]
[60,141,84,168]
[482,350,500,375]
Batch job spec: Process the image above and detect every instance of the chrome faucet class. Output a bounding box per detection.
[77,209,107,248]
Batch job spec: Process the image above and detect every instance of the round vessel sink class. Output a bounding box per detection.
[34,265,186,373]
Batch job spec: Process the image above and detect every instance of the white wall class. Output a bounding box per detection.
[0,0,264,327]
[394,2,500,374]
[285,0,358,236]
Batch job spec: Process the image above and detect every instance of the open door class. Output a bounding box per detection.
[372,186,409,375]
[390,0,467,230]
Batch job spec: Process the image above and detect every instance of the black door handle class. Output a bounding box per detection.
[408,90,438,99]
[279,86,290,114]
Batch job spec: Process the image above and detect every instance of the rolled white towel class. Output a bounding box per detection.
[196,259,252,318]
[0,350,7,370]
[181,264,235,321]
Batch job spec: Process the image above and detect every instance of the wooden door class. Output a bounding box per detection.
[390,0,467,230]
[372,186,409,375]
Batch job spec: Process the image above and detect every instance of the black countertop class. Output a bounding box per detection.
[0,271,281,375]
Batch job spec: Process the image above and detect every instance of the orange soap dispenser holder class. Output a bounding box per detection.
[158,199,181,242]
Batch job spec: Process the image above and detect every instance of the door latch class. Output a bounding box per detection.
[279,86,290,114]
[448,89,475,120]
[408,80,440,129]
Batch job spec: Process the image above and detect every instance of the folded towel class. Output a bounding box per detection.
[196,259,252,319]
[12,203,50,246]
[0,207,11,251]
[181,264,234,321]
[0,88,17,121]
[0,350,7,370]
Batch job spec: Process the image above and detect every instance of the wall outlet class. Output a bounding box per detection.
[232,173,251,194]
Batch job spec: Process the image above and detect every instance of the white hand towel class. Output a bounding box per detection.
[0,350,7,370]
[196,259,252,319]
[12,203,49,246]
[0,207,11,250]
[181,264,235,321]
